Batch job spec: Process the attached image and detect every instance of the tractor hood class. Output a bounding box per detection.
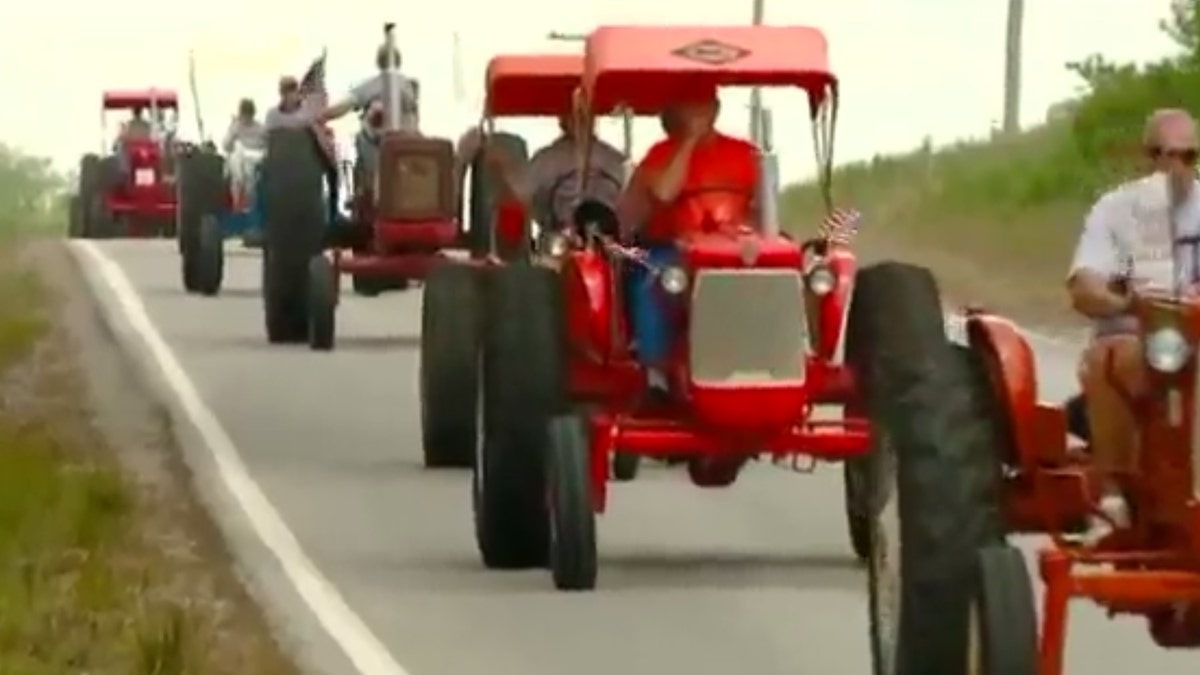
[678,229,802,270]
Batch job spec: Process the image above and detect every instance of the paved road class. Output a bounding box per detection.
[76,239,1195,675]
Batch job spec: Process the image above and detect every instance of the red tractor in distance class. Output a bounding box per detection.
[70,88,180,239]
[297,23,460,351]
[468,24,929,591]
[419,53,582,469]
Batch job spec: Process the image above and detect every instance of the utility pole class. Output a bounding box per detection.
[1002,0,1025,135]
[749,0,765,145]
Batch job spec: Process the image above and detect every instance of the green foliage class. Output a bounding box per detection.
[0,146,65,238]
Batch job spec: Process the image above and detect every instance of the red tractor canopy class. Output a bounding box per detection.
[485,54,583,117]
[102,88,179,110]
[580,24,837,115]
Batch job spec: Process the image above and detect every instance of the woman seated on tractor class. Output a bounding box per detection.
[616,86,761,401]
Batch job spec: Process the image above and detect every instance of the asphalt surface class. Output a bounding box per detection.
[78,239,1197,675]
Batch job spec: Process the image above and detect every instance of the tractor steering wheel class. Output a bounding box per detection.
[542,168,624,232]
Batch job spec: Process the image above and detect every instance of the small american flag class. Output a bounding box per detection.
[817,207,862,245]
[299,50,328,110]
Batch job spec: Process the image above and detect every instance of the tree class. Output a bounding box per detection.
[1161,0,1200,58]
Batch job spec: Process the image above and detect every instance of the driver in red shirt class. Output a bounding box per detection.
[617,87,760,398]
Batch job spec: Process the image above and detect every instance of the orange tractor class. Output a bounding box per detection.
[863,267,1200,672]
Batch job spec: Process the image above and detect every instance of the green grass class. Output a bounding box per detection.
[0,249,205,674]
[0,230,297,672]
[780,124,1094,326]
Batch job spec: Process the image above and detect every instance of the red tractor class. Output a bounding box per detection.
[467,24,924,591]
[860,253,1200,671]
[293,24,461,351]
[70,88,180,239]
[419,53,583,469]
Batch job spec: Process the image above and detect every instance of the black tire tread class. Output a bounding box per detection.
[420,264,481,468]
[848,261,1005,675]
[547,414,597,590]
[467,132,529,259]
[972,545,1038,675]
[262,128,327,343]
[474,264,565,568]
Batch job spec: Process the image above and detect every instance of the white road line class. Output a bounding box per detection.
[71,241,410,675]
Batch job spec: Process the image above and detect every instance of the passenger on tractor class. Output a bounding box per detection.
[122,107,152,141]
[1067,107,1200,541]
[113,106,154,174]
[457,108,626,230]
[617,87,760,400]
[264,77,310,129]
[222,98,266,152]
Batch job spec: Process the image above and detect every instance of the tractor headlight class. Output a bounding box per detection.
[660,266,689,295]
[1145,327,1190,373]
[806,264,836,296]
[541,231,569,258]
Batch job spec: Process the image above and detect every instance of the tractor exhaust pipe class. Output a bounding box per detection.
[757,108,779,236]
[380,22,404,133]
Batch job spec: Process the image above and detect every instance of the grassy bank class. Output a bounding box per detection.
[781,2,1200,332]
[782,123,1089,330]
[0,151,296,670]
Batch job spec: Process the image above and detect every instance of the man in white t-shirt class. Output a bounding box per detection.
[457,110,627,229]
[1067,108,1200,537]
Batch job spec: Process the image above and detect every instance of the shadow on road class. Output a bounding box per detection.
[598,550,862,591]
[382,550,863,594]
[141,286,262,300]
[333,335,421,351]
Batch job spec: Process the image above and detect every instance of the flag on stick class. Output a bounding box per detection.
[299,49,328,109]
[816,207,862,245]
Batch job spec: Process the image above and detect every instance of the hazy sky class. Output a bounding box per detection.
[0,1,1175,181]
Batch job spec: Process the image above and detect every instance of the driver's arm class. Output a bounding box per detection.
[318,76,379,123]
[615,140,672,240]
[1067,190,1134,318]
[647,137,697,203]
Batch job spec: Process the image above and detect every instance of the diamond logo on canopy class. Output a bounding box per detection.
[672,39,750,66]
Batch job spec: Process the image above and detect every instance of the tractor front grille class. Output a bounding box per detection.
[688,269,807,384]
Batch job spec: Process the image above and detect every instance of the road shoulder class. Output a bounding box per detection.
[61,241,359,675]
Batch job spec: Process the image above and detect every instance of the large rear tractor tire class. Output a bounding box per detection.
[177,148,226,293]
[473,264,565,569]
[419,264,481,468]
[67,195,83,238]
[89,157,122,239]
[262,128,327,344]
[847,262,1006,675]
[465,132,528,260]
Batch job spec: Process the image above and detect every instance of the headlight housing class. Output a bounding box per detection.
[806,264,836,296]
[1145,326,1191,373]
[660,266,689,295]
[540,231,569,257]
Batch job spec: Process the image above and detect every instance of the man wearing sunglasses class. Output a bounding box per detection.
[1067,108,1200,541]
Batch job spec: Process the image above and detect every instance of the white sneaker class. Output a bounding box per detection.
[1083,494,1130,545]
